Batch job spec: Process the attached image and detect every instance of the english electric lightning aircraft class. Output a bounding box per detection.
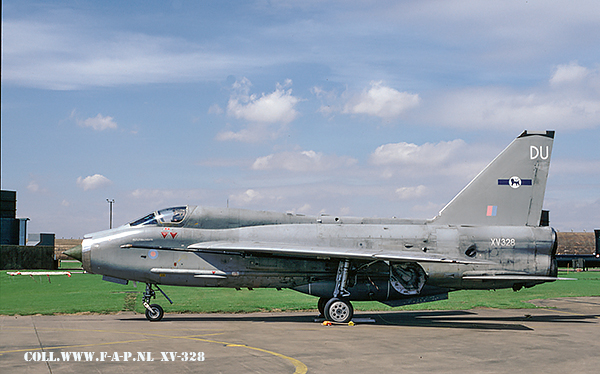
[66,130,558,323]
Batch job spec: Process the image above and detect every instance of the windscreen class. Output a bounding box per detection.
[129,206,187,227]
[129,212,158,226]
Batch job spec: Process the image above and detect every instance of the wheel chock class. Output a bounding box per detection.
[322,320,355,326]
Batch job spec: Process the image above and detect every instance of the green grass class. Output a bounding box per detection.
[58,260,85,270]
[1,267,598,316]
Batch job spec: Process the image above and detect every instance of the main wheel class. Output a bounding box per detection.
[324,298,353,323]
[145,304,164,322]
[317,297,328,316]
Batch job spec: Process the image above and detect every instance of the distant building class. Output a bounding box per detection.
[1,190,29,245]
[556,232,595,255]
[555,230,600,270]
[1,190,56,270]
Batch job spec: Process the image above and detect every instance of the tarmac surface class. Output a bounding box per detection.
[1,297,598,374]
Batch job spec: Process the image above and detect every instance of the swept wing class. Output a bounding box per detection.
[186,241,492,265]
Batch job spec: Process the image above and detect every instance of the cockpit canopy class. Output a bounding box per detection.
[129,206,187,227]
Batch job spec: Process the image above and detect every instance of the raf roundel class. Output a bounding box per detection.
[148,249,159,259]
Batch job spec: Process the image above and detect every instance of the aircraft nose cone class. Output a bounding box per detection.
[64,244,83,261]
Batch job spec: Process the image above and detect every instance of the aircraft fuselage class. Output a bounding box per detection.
[81,212,557,302]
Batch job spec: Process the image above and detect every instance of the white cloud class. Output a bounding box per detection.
[217,78,302,142]
[419,62,600,131]
[252,150,357,172]
[4,3,600,93]
[312,86,343,116]
[1,19,272,90]
[550,61,591,86]
[343,81,420,119]
[426,88,600,130]
[26,176,47,194]
[370,139,465,166]
[227,78,300,124]
[77,113,118,131]
[396,185,427,200]
[229,189,263,205]
[208,104,224,115]
[216,125,280,143]
[76,174,112,191]
[27,181,40,192]
[550,159,600,176]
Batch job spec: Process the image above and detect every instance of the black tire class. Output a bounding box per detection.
[145,304,164,322]
[317,297,328,316]
[324,298,353,323]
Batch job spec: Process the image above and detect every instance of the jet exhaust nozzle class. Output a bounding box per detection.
[64,244,83,261]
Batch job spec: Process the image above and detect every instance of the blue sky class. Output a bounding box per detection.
[2,0,599,238]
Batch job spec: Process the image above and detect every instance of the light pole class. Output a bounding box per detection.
[107,199,115,229]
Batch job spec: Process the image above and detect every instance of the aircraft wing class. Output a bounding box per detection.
[186,241,492,265]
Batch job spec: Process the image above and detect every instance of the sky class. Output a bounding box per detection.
[1,0,599,238]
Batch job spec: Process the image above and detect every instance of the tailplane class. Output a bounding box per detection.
[434,130,554,226]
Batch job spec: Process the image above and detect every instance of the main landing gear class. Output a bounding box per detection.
[318,260,355,324]
[142,283,173,322]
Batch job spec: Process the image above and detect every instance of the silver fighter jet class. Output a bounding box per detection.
[66,130,558,322]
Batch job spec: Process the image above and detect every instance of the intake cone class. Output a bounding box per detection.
[64,244,82,261]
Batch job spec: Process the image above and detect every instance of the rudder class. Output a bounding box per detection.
[434,130,554,226]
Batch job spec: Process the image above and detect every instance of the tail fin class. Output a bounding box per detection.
[434,130,554,226]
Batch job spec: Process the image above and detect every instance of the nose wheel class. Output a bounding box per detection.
[142,283,172,322]
[145,304,164,322]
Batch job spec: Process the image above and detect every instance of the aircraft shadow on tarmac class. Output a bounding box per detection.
[119,309,599,332]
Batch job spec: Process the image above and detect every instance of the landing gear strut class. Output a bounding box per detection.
[333,259,351,298]
[142,283,173,322]
[321,260,355,323]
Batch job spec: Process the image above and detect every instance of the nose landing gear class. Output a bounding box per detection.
[142,283,173,322]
